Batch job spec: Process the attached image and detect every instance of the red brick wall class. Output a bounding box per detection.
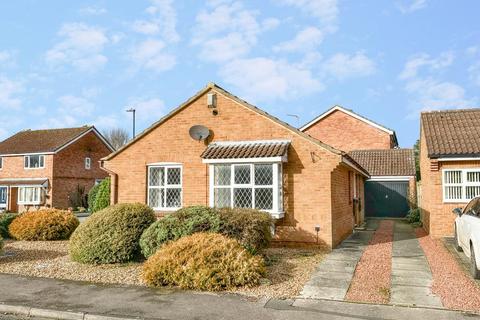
[52,131,110,208]
[303,109,393,151]
[103,88,364,247]
[419,125,478,237]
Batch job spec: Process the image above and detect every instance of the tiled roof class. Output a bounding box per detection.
[421,109,480,158]
[348,149,415,176]
[0,126,92,155]
[201,140,290,159]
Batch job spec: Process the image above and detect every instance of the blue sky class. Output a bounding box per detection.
[0,0,478,147]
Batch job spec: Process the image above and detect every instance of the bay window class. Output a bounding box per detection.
[210,163,283,217]
[443,169,480,202]
[147,165,182,210]
[18,186,44,205]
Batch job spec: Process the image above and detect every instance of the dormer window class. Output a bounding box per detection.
[24,155,45,169]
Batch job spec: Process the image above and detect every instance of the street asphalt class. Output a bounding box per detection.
[0,273,478,320]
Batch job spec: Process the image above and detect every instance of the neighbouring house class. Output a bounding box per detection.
[300,105,398,151]
[0,126,114,212]
[420,109,480,237]
[300,105,416,219]
[101,83,370,248]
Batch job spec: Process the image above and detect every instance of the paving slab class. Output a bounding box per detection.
[300,229,374,300]
[390,221,442,308]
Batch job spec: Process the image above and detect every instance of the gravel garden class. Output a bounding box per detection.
[0,197,326,299]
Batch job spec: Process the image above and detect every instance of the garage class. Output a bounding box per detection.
[348,149,416,218]
[365,180,410,218]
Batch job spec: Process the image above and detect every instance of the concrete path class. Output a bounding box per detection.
[300,221,375,300]
[390,220,442,308]
[0,273,477,320]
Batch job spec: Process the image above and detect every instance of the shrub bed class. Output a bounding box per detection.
[9,209,79,241]
[0,213,17,238]
[0,235,3,255]
[142,233,265,290]
[69,203,155,264]
[140,206,220,257]
[218,208,273,254]
[89,178,110,213]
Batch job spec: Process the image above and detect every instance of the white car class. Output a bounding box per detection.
[454,198,480,279]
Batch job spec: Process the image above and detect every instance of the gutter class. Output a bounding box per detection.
[341,155,370,178]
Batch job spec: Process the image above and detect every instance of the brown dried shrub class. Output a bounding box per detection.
[142,233,265,291]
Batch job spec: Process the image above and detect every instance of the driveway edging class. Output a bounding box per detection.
[0,303,140,320]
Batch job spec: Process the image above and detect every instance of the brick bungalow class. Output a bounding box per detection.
[101,83,370,248]
[0,126,114,212]
[300,105,416,219]
[420,109,480,237]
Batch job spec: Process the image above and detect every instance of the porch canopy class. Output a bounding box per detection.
[0,178,49,187]
[201,139,290,163]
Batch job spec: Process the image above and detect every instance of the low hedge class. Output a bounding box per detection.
[69,203,155,264]
[9,209,79,241]
[218,208,273,254]
[140,206,220,257]
[142,233,265,290]
[0,213,17,238]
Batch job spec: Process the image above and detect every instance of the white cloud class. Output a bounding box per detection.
[399,52,454,80]
[45,23,109,72]
[0,50,15,67]
[220,57,324,102]
[94,115,120,129]
[128,97,166,121]
[279,0,338,29]
[274,27,324,53]
[469,62,480,87]
[261,18,281,31]
[132,20,160,35]
[405,78,475,115]
[58,95,95,116]
[79,6,107,16]
[323,52,376,79]
[129,39,176,72]
[192,2,270,62]
[397,0,428,13]
[0,76,23,109]
[133,0,179,43]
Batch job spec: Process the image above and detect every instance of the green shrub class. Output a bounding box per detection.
[90,178,110,213]
[218,208,273,254]
[142,233,265,290]
[9,209,79,241]
[140,206,220,257]
[406,208,421,226]
[87,183,101,212]
[69,203,155,264]
[0,213,17,238]
[0,235,3,255]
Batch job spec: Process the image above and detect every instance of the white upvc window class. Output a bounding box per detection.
[147,165,182,211]
[85,157,91,170]
[443,169,480,203]
[209,163,283,218]
[24,155,45,169]
[18,186,44,205]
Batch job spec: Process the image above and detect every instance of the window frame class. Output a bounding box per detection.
[147,164,183,211]
[442,168,480,203]
[85,157,91,170]
[17,186,45,205]
[24,155,45,169]
[209,162,283,217]
[0,157,3,170]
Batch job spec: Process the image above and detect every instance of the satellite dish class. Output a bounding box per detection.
[189,125,210,141]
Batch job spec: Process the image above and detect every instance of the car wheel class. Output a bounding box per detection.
[454,225,463,252]
[471,244,480,280]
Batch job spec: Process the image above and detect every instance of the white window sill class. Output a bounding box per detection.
[269,211,284,219]
[152,207,182,212]
[17,202,43,205]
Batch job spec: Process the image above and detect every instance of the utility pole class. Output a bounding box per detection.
[126,108,136,139]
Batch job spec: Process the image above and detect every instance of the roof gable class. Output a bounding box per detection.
[301,105,397,143]
[421,108,480,158]
[0,126,114,156]
[103,83,345,161]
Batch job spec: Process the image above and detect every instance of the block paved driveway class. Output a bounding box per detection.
[301,219,443,308]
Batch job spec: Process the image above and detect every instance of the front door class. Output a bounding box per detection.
[365,181,410,218]
[0,186,7,210]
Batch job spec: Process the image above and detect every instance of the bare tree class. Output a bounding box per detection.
[103,128,129,150]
